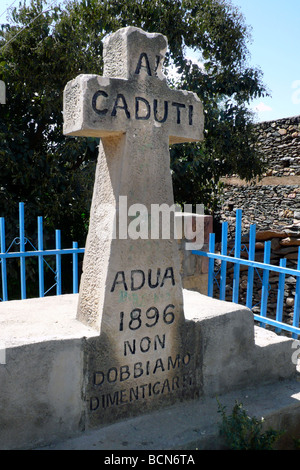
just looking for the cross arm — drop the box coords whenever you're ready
[164,87,204,145]
[63,73,205,145]
[63,74,128,138]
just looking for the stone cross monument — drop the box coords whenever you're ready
[63,27,204,424]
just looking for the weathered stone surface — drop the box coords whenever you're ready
[0,293,298,449]
[38,378,300,450]
[1,26,300,453]
[219,115,300,234]
[255,230,288,241]
[217,180,300,320]
[176,213,213,292]
[63,26,204,425]
[280,237,300,246]
[278,128,287,135]
[286,297,295,307]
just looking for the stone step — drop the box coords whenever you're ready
[1,292,298,450]
[37,378,300,450]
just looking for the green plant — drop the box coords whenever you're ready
[217,399,285,450]
[293,437,300,450]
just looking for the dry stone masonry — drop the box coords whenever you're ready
[217,115,300,326]
[257,116,300,178]
[220,115,300,232]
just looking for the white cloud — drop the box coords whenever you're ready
[186,55,205,72]
[292,80,300,104]
[253,102,273,112]
[164,53,206,84]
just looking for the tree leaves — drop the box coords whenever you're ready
[0,0,268,244]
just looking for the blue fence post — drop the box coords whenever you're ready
[19,202,26,300]
[260,240,271,326]
[207,233,215,298]
[0,217,8,301]
[191,208,300,337]
[55,229,62,295]
[38,216,44,298]
[72,241,79,294]
[232,209,242,304]
[292,247,300,339]
[275,258,287,333]
[220,222,228,301]
[246,224,256,309]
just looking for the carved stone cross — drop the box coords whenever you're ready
[63,27,204,422]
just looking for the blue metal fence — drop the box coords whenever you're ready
[193,209,300,338]
[2,204,300,338]
[0,202,84,301]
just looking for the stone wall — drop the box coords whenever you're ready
[257,115,300,178]
[215,115,300,325]
[220,184,300,238]
[219,115,300,233]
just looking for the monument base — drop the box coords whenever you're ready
[38,378,300,450]
[0,291,298,450]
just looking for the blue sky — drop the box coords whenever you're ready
[0,0,299,123]
[230,0,300,122]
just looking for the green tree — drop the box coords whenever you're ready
[0,0,268,294]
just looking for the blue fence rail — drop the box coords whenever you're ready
[2,204,300,338]
[193,209,300,338]
[0,202,84,301]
